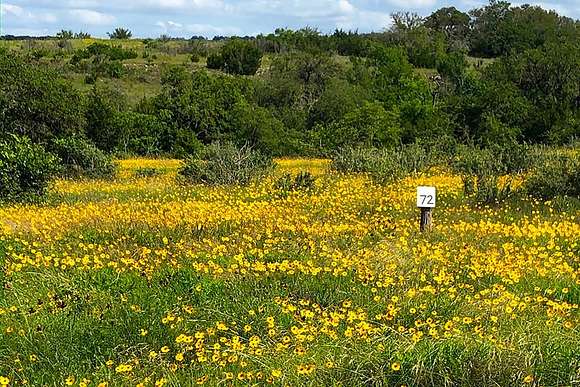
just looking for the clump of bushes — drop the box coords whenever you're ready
[275,171,316,194]
[331,147,378,174]
[206,39,262,75]
[70,43,137,64]
[50,137,116,179]
[331,144,433,183]
[179,142,274,185]
[135,168,162,178]
[525,152,579,199]
[0,135,59,203]
[452,144,532,203]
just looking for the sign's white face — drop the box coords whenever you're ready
[417,186,436,208]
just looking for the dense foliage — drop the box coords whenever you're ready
[0,135,59,202]
[50,137,117,179]
[207,39,263,75]
[0,52,86,143]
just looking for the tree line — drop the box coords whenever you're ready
[0,0,578,162]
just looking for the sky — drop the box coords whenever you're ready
[0,0,578,38]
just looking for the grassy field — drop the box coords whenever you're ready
[0,159,578,386]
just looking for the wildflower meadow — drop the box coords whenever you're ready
[0,159,578,386]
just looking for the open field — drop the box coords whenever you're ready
[0,159,578,386]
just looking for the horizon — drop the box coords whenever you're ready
[1,0,579,39]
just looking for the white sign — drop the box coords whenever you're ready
[417,186,436,208]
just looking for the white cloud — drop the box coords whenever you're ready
[511,2,570,15]
[116,0,226,11]
[1,3,25,17]
[185,23,242,36]
[69,9,116,25]
[156,20,184,31]
[385,0,438,9]
[336,9,392,30]
[338,0,356,14]
[234,0,359,19]
[155,20,240,36]
[1,3,57,23]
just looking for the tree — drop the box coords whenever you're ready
[308,78,369,128]
[391,12,424,33]
[468,1,577,57]
[151,68,266,146]
[424,7,470,49]
[483,43,580,142]
[469,0,512,57]
[108,28,133,40]
[56,30,74,39]
[332,29,369,57]
[0,51,86,143]
[388,13,446,68]
[437,51,469,88]
[85,84,128,151]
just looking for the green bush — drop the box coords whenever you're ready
[50,137,116,179]
[71,43,137,64]
[525,152,579,199]
[370,145,431,184]
[179,142,274,186]
[206,52,225,70]
[135,168,162,178]
[0,135,59,202]
[452,144,532,203]
[331,147,378,174]
[206,40,262,75]
[275,171,316,194]
[331,145,433,184]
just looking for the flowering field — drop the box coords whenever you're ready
[0,159,578,387]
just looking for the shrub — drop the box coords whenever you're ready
[206,40,262,75]
[452,144,532,203]
[331,147,378,174]
[220,39,262,75]
[104,60,124,78]
[370,145,431,184]
[206,52,224,70]
[71,43,137,64]
[275,171,316,194]
[525,152,579,199]
[331,145,433,184]
[179,142,274,186]
[135,168,162,178]
[0,135,59,202]
[50,137,116,179]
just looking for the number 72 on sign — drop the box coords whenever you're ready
[417,186,436,208]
